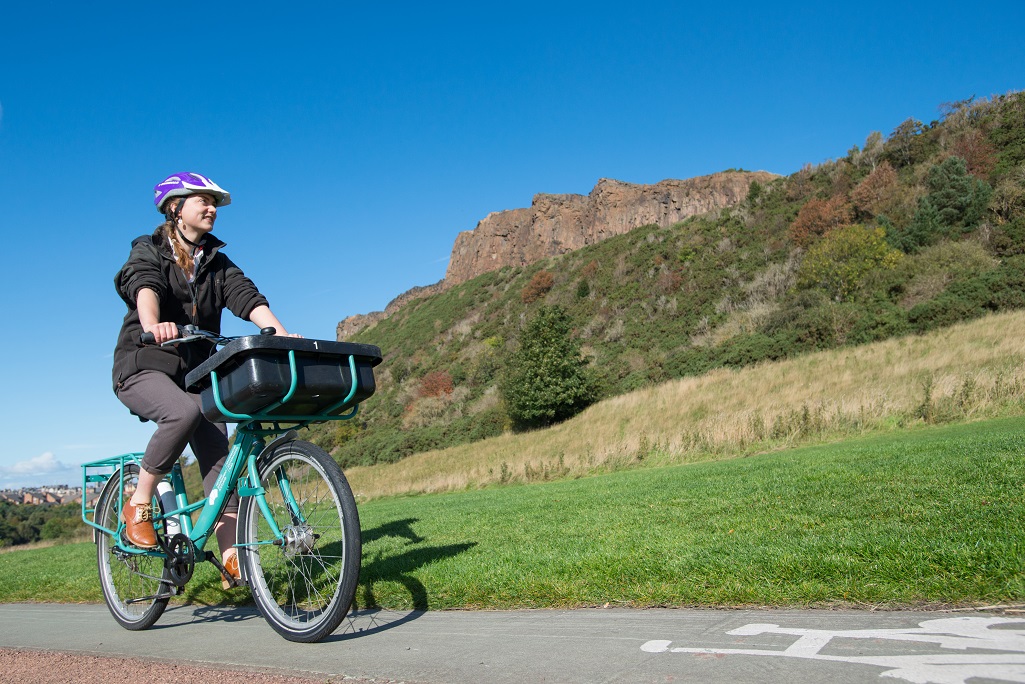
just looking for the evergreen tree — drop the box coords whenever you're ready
[501,305,596,430]
[922,156,992,233]
[894,200,942,253]
[902,156,992,251]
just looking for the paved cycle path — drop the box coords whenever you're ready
[2,603,1024,683]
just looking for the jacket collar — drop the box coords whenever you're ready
[137,230,227,263]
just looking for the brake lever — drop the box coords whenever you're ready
[160,334,204,346]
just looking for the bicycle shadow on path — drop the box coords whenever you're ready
[326,517,476,643]
[160,603,261,626]
[152,517,475,641]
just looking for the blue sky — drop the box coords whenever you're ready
[1,2,1023,489]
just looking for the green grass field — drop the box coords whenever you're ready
[3,416,1024,610]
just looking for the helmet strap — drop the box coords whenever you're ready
[167,197,204,248]
[176,225,204,249]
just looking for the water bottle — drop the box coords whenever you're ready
[156,481,181,538]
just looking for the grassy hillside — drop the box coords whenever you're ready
[3,417,1024,609]
[311,91,1025,468]
[346,308,1025,499]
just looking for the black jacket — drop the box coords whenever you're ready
[112,229,269,392]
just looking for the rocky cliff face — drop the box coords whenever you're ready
[444,171,777,285]
[338,171,777,339]
[336,281,445,340]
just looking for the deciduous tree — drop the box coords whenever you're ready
[851,161,900,218]
[797,225,903,302]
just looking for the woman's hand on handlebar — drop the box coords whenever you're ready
[249,304,303,339]
[142,321,180,345]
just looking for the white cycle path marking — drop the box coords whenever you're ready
[643,616,1025,684]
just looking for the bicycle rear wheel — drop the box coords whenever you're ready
[95,463,171,630]
[238,439,361,643]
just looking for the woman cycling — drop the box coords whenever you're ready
[111,171,298,588]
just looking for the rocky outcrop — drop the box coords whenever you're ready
[444,171,777,285]
[337,171,777,339]
[336,281,445,340]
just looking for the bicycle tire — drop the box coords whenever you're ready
[95,463,171,630]
[238,439,361,643]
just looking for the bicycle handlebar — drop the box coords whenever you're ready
[140,325,276,346]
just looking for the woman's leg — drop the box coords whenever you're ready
[187,402,239,571]
[115,371,204,547]
[215,513,238,561]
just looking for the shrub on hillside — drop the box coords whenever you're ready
[990,174,1025,227]
[717,332,790,367]
[418,370,454,398]
[990,92,1025,179]
[992,217,1025,257]
[908,256,1025,332]
[847,297,910,344]
[522,270,555,303]
[747,179,763,203]
[789,195,854,246]
[851,161,901,219]
[897,240,998,309]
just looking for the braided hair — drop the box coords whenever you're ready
[157,198,198,275]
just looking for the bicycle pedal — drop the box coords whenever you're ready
[221,576,247,590]
[216,553,243,590]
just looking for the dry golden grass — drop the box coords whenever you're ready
[347,310,1025,500]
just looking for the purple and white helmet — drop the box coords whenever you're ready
[153,172,231,214]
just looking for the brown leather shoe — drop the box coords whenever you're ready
[221,553,242,590]
[122,499,158,549]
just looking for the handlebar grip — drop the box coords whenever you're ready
[141,324,185,345]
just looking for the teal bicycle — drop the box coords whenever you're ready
[82,326,382,643]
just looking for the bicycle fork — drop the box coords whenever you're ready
[235,429,306,547]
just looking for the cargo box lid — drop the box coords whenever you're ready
[185,336,383,392]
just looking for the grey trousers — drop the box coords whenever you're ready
[116,370,238,514]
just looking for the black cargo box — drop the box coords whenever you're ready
[184,336,383,422]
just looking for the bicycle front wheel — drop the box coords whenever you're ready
[238,439,361,643]
[95,463,171,630]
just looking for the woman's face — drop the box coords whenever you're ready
[178,194,218,234]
